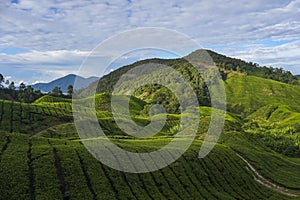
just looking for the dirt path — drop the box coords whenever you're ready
[236,153,300,197]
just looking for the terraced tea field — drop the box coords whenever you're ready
[0,88,300,200]
[0,99,72,135]
[0,131,297,200]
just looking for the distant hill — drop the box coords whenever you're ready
[31,74,98,93]
[80,49,298,113]
[83,49,297,94]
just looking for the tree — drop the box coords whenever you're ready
[26,85,34,94]
[24,86,35,102]
[8,82,15,90]
[0,73,4,88]
[19,82,26,90]
[52,86,62,97]
[35,90,42,96]
[67,85,73,96]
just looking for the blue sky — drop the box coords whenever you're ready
[0,0,300,85]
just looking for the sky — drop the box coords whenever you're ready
[0,0,300,85]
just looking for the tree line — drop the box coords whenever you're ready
[0,73,73,103]
[205,50,299,84]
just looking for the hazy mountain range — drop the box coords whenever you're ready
[31,74,98,93]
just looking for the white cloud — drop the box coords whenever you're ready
[1,0,299,50]
[32,80,41,85]
[0,0,299,82]
[0,50,93,83]
[4,75,12,80]
[0,50,90,65]
[17,80,28,86]
[226,40,300,74]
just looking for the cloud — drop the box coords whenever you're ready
[1,0,299,50]
[0,50,92,83]
[32,80,41,85]
[0,50,90,65]
[17,80,28,86]
[226,40,300,74]
[0,0,300,82]
[4,75,12,80]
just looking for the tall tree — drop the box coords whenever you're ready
[52,86,62,97]
[8,82,15,90]
[19,82,26,90]
[24,85,35,102]
[0,73,4,88]
[67,85,73,96]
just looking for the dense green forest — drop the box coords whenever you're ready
[204,50,298,85]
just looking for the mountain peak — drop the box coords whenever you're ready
[184,49,218,65]
[65,74,77,77]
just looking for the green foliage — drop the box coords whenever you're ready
[0,74,44,102]
[0,86,43,103]
[67,85,73,96]
[204,50,298,84]
[244,105,300,157]
[51,86,63,97]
